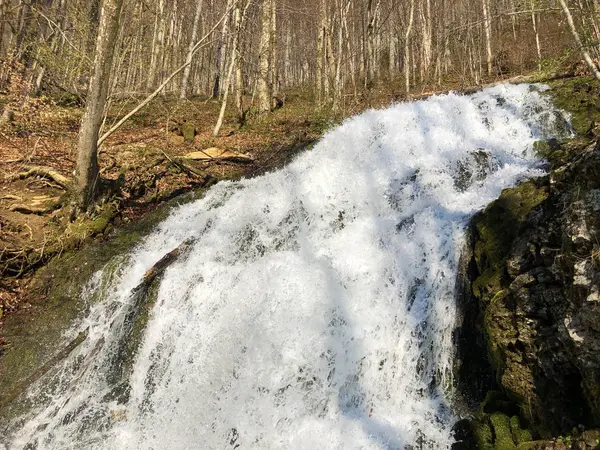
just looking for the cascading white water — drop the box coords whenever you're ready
[6,84,562,450]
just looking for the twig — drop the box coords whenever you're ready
[23,223,33,241]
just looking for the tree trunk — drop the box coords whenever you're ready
[213,0,233,99]
[482,0,493,76]
[257,0,273,113]
[180,0,203,99]
[214,0,243,136]
[147,0,165,91]
[404,0,415,94]
[75,0,123,209]
[530,0,542,71]
[316,0,326,105]
[270,0,278,100]
[558,0,600,82]
[421,0,433,76]
[366,0,376,83]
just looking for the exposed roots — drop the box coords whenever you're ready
[7,166,71,189]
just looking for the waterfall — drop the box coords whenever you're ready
[5,84,561,449]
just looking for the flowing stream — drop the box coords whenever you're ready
[5,84,563,449]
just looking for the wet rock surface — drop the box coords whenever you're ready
[458,136,600,448]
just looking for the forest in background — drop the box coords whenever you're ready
[0,0,598,117]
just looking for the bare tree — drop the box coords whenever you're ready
[74,0,123,209]
[482,0,493,76]
[214,0,247,136]
[405,0,415,94]
[180,0,203,99]
[558,0,600,82]
[257,0,275,113]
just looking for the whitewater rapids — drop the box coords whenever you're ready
[6,84,562,449]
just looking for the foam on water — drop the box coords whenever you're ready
[7,84,562,449]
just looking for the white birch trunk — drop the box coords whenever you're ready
[405,0,415,94]
[482,0,493,76]
[180,0,203,99]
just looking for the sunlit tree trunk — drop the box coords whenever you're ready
[75,0,123,209]
[558,0,600,82]
[316,0,325,105]
[482,0,493,76]
[257,0,274,113]
[147,0,166,90]
[270,0,278,100]
[530,0,542,71]
[421,0,433,77]
[214,2,241,136]
[181,0,203,99]
[405,0,415,94]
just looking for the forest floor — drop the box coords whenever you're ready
[0,83,419,329]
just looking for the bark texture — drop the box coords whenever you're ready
[74,0,123,209]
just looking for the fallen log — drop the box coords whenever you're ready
[134,238,197,294]
[159,149,213,181]
[180,147,254,164]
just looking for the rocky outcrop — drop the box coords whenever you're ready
[458,136,600,448]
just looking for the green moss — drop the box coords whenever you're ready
[474,419,494,449]
[471,180,549,443]
[181,121,196,143]
[510,415,534,444]
[63,202,118,249]
[0,190,207,423]
[472,180,548,304]
[515,443,539,450]
[547,77,600,136]
[532,140,553,159]
[491,413,515,447]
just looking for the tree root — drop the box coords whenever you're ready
[9,204,49,215]
[8,166,71,189]
[0,194,23,201]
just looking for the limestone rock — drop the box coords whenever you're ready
[461,139,600,438]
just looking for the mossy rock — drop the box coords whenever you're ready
[480,391,520,417]
[474,419,494,449]
[491,413,516,448]
[181,121,196,143]
[472,180,548,303]
[515,443,539,450]
[547,77,600,136]
[510,415,533,444]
